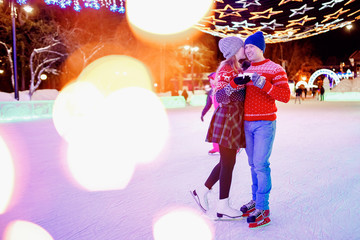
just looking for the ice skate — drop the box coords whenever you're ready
[208,149,219,155]
[247,209,271,229]
[216,198,243,220]
[190,186,210,213]
[240,200,256,217]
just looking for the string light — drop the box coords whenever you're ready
[213,4,246,18]
[197,0,360,42]
[12,0,360,42]
[16,0,125,13]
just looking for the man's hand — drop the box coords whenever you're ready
[251,72,266,89]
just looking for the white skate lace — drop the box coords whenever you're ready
[245,200,256,209]
[250,209,263,218]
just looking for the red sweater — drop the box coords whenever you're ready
[244,59,290,121]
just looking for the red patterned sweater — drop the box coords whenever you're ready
[244,59,290,121]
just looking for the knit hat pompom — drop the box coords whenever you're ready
[245,31,266,53]
[219,36,244,60]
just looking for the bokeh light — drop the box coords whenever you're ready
[76,55,153,95]
[66,87,168,191]
[126,0,213,38]
[100,87,169,164]
[52,81,104,142]
[153,208,214,240]
[67,134,136,191]
[3,220,54,240]
[54,55,169,191]
[0,136,15,214]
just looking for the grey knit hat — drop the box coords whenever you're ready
[219,36,244,60]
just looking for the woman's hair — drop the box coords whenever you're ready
[214,55,242,86]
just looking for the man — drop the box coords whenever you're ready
[240,32,290,228]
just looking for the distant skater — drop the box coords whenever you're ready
[295,88,302,104]
[182,88,189,102]
[320,86,325,101]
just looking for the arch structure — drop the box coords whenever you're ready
[308,69,340,88]
[295,81,308,89]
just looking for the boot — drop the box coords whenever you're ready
[247,209,271,228]
[240,199,256,217]
[216,198,243,219]
[190,186,210,212]
[208,149,219,155]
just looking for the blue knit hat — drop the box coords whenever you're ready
[245,31,266,53]
[219,36,244,60]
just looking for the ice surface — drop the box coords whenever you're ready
[0,99,359,240]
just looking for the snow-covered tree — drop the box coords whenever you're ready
[28,38,66,98]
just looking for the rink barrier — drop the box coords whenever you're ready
[0,100,54,123]
[325,92,360,101]
[0,95,208,123]
[189,95,207,106]
[159,96,186,108]
[2,92,360,122]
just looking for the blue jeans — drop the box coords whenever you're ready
[244,120,276,210]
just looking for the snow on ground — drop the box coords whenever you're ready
[0,99,360,239]
[0,90,59,101]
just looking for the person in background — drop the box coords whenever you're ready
[312,88,317,98]
[320,86,325,101]
[241,31,290,228]
[295,88,302,104]
[191,36,250,219]
[181,88,189,102]
[201,72,220,155]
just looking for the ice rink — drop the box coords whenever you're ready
[0,99,360,240]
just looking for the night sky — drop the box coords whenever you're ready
[310,20,360,63]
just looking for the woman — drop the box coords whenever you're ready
[191,36,251,219]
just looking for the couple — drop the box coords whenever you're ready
[191,32,291,228]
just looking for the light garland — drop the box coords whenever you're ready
[16,0,125,13]
[196,0,360,42]
[289,4,314,18]
[260,19,283,30]
[213,4,246,18]
[249,8,283,20]
[235,0,261,8]
[13,0,360,42]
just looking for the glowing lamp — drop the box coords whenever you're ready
[40,74,47,80]
[23,5,33,12]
